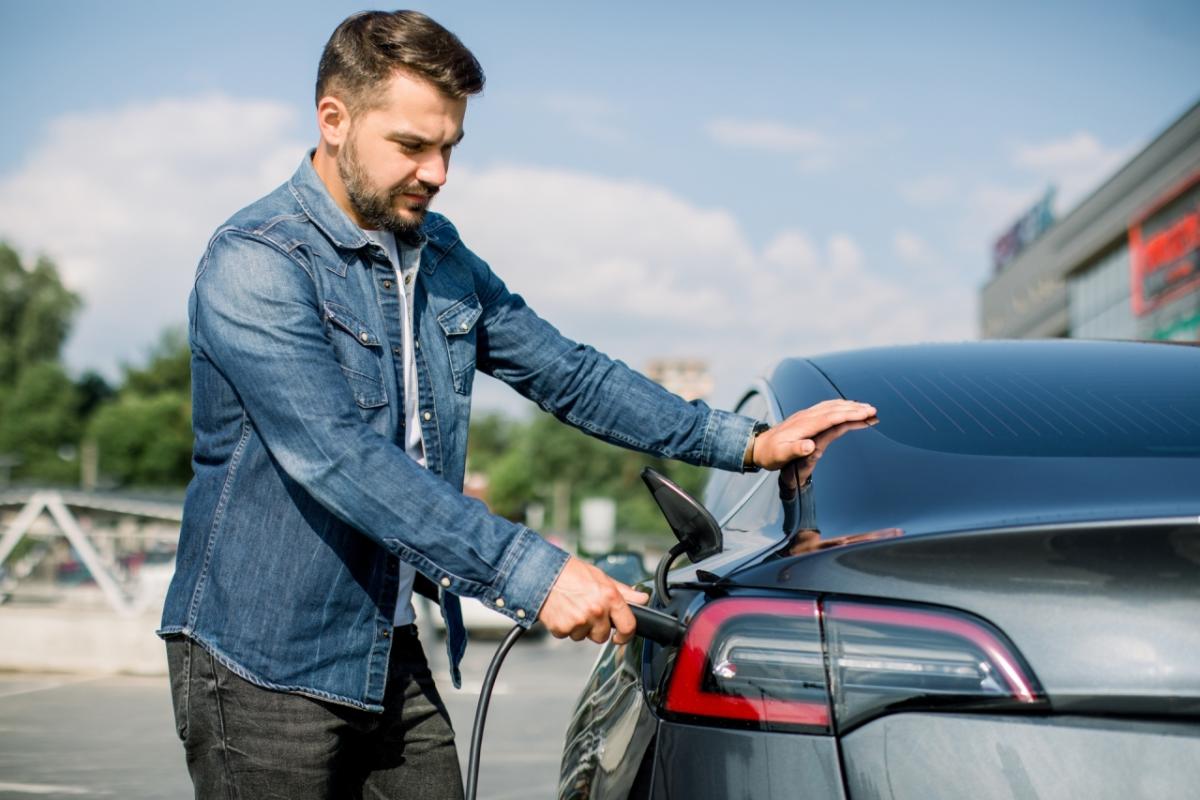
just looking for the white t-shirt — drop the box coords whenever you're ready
[363,229,425,627]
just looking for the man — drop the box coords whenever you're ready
[159,10,875,799]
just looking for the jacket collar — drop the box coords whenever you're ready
[287,150,460,274]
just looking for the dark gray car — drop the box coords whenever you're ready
[558,340,1200,799]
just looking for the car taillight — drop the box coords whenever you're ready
[664,598,831,733]
[823,601,1043,731]
[662,596,1043,734]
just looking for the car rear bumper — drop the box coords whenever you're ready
[841,712,1200,799]
[650,721,844,799]
[644,713,1200,799]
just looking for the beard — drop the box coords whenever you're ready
[337,135,438,240]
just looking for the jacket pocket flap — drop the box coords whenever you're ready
[437,293,483,337]
[323,301,381,347]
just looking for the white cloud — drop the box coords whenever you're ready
[705,118,837,173]
[0,94,308,377]
[439,165,975,409]
[924,132,1133,269]
[1011,131,1134,212]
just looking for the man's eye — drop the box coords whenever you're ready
[399,142,422,153]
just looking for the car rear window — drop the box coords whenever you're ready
[811,342,1200,458]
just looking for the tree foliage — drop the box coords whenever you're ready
[0,242,80,386]
[0,243,84,483]
[86,327,193,488]
[0,244,193,488]
[0,361,83,483]
[469,411,708,537]
[88,391,192,487]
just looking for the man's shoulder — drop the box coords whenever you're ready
[218,182,312,248]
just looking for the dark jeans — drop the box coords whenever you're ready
[166,627,464,800]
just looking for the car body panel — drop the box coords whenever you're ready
[652,722,845,800]
[841,713,1200,799]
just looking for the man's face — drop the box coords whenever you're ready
[336,71,467,236]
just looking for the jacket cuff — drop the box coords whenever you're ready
[483,526,570,627]
[706,409,760,472]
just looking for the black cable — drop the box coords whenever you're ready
[654,541,690,602]
[465,622,526,800]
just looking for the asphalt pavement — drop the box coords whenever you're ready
[0,632,600,800]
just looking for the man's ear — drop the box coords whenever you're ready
[316,96,352,147]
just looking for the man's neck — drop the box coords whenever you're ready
[311,145,366,229]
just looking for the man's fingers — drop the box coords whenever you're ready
[618,584,650,605]
[610,600,638,645]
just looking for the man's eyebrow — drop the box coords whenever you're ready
[385,129,466,146]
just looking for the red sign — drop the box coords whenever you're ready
[1130,171,1200,316]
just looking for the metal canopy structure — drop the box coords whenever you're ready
[0,489,182,617]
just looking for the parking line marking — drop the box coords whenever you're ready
[0,782,107,795]
[0,675,107,700]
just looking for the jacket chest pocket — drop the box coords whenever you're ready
[323,301,388,409]
[437,293,481,395]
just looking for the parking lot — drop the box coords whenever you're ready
[0,633,598,800]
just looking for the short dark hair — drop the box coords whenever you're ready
[316,10,485,112]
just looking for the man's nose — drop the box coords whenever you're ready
[416,151,449,187]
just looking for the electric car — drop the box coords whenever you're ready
[558,340,1200,800]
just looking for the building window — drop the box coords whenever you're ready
[1067,244,1137,340]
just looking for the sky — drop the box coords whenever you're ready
[1,0,1198,414]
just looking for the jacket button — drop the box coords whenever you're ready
[381,628,390,639]
[495,597,505,608]
[460,321,470,331]
[359,332,370,343]
[423,411,432,421]
[440,577,451,587]
[414,340,420,350]
[383,280,393,289]
[516,609,526,619]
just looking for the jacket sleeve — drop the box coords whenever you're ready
[191,229,567,625]
[464,244,757,471]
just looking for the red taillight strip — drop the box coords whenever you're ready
[665,598,830,727]
[823,602,1039,703]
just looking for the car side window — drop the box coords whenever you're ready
[703,391,770,522]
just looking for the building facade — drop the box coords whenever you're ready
[981,100,1200,343]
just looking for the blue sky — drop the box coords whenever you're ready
[2,1,1197,412]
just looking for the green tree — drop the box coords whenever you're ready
[88,392,192,486]
[0,242,80,386]
[122,327,190,396]
[87,327,193,488]
[0,243,83,484]
[0,362,83,484]
[471,410,708,539]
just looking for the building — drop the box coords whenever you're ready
[981,100,1200,342]
[644,358,714,401]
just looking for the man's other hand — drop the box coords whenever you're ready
[753,399,877,471]
[539,556,649,645]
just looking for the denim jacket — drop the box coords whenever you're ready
[158,153,756,711]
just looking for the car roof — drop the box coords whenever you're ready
[765,340,1200,538]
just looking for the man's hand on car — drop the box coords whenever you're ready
[539,556,650,645]
[753,399,877,471]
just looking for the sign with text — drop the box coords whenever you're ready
[992,188,1056,274]
[1130,171,1200,317]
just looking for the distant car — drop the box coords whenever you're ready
[591,551,651,587]
[559,340,1200,800]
